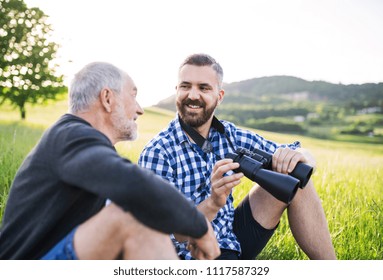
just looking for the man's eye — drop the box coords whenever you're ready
[200,86,210,92]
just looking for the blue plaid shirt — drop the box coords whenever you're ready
[138,115,300,259]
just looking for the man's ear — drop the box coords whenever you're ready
[217,89,225,105]
[100,88,113,113]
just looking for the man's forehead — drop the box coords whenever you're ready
[124,76,137,91]
[178,64,218,82]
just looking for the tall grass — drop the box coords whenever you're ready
[0,121,45,218]
[249,141,383,259]
[0,101,382,259]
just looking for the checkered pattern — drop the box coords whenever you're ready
[138,115,300,259]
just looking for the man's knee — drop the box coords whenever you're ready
[248,185,287,229]
[73,204,141,259]
[290,180,320,205]
[123,226,178,259]
[74,203,176,259]
[95,203,138,232]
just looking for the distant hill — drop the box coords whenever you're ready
[154,75,383,142]
[155,75,383,111]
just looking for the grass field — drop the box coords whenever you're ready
[1,101,382,259]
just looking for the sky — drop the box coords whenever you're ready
[24,0,383,107]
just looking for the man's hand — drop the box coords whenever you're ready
[209,159,244,210]
[174,159,243,243]
[194,159,243,222]
[272,147,316,174]
[187,218,221,260]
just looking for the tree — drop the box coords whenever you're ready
[0,0,65,119]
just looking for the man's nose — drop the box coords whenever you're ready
[136,101,144,115]
[188,87,200,100]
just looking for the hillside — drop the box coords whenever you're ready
[154,76,383,143]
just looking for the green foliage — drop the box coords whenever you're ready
[216,104,309,123]
[339,124,374,135]
[0,121,45,218]
[0,0,65,119]
[244,117,306,133]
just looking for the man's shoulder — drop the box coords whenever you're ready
[220,119,248,136]
[48,114,110,145]
[220,119,238,130]
[53,114,91,131]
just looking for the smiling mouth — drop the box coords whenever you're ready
[187,104,202,109]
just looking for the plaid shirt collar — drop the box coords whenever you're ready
[174,114,225,151]
[174,114,191,146]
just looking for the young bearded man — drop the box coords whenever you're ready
[139,54,336,260]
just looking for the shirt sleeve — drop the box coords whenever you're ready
[54,125,207,239]
[138,145,178,187]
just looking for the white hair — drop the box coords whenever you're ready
[68,62,128,113]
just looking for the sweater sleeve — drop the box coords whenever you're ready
[54,123,207,239]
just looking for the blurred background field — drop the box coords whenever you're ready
[1,100,382,259]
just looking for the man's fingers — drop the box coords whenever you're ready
[189,218,221,260]
[287,153,302,173]
[214,158,234,169]
[212,162,240,180]
[190,244,220,260]
[273,147,288,173]
[213,159,239,171]
[216,177,243,190]
[273,147,306,174]
[213,172,243,190]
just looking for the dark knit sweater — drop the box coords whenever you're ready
[0,114,207,259]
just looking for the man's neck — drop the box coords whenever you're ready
[194,119,213,139]
[74,110,116,145]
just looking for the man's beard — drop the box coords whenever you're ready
[176,98,217,128]
[111,105,137,141]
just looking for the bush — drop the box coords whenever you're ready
[340,125,374,135]
[245,118,306,133]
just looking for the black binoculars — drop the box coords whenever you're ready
[226,148,313,204]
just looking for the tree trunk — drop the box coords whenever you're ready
[20,106,26,120]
